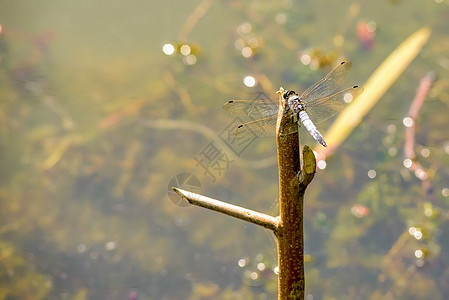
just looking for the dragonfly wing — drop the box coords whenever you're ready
[223,99,279,120]
[301,61,352,104]
[233,115,278,137]
[232,115,299,137]
[305,85,364,124]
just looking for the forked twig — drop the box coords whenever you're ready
[172,88,316,299]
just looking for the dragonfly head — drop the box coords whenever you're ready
[283,90,297,100]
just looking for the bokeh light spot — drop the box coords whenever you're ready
[343,92,354,103]
[241,47,253,58]
[415,169,428,181]
[403,117,414,127]
[388,147,397,157]
[351,204,370,218]
[183,54,197,65]
[162,43,175,55]
[403,158,412,168]
[367,21,377,32]
[248,37,260,48]
[317,160,327,170]
[105,241,117,251]
[180,44,191,56]
[416,259,424,267]
[238,22,252,35]
[444,141,449,154]
[387,124,397,134]
[77,244,86,253]
[413,230,423,240]
[243,75,256,87]
[238,258,247,267]
[408,226,417,235]
[250,272,258,280]
[420,148,430,158]
[442,188,449,197]
[300,54,311,65]
[234,38,244,50]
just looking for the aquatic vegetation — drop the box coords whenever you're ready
[1,1,448,299]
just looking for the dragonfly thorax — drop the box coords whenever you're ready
[284,90,306,114]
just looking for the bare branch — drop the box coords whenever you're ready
[276,88,306,300]
[172,188,280,233]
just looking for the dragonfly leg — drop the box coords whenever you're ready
[292,112,299,124]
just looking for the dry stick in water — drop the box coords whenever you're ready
[404,72,436,202]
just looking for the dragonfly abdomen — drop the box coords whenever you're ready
[298,111,327,147]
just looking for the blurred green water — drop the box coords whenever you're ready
[0,0,449,299]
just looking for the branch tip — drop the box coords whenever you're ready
[172,187,194,205]
[171,188,279,233]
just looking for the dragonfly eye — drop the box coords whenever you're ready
[283,90,296,99]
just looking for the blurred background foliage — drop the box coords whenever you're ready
[0,0,449,299]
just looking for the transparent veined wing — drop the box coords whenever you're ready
[305,85,364,124]
[223,99,279,120]
[301,61,352,105]
[232,115,278,137]
[232,115,299,137]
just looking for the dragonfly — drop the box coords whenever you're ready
[223,61,364,147]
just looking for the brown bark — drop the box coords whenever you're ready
[276,88,316,299]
